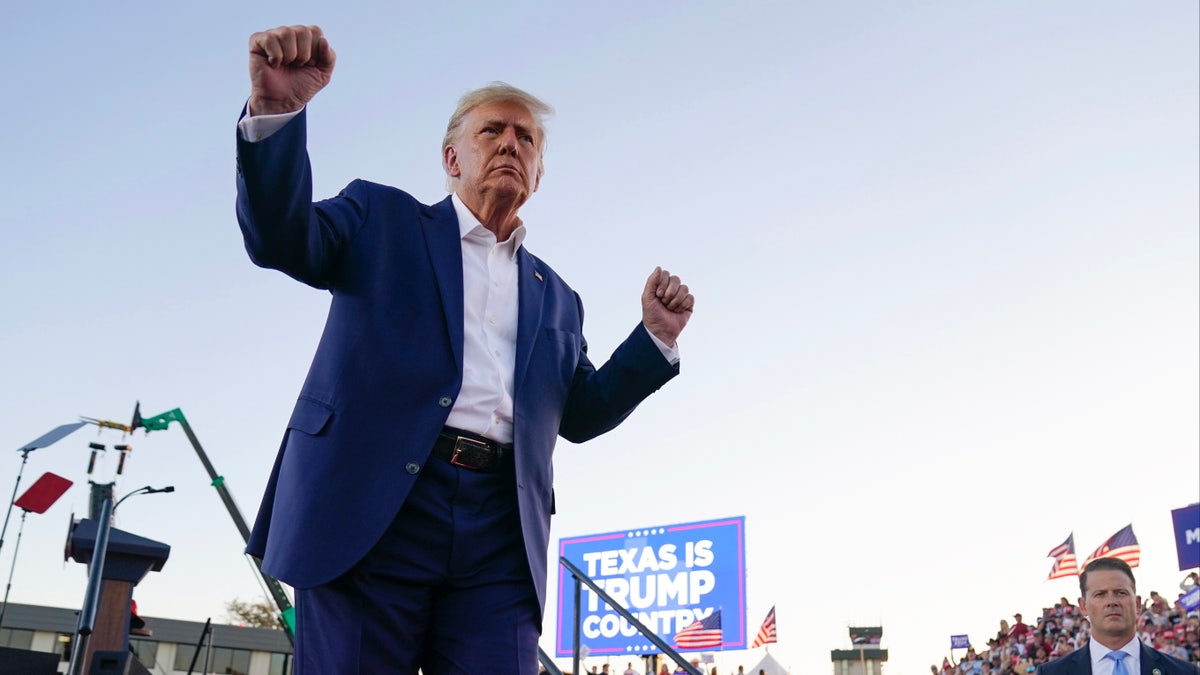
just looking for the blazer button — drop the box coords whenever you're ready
[438,396,453,408]
[405,462,420,475]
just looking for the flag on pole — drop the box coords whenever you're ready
[1046,533,1079,580]
[675,611,723,650]
[751,606,777,648]
[1085,524,1140,568]
[950,635,971,650]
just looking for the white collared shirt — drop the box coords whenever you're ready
[239,105,682,445]
[238,108,295,141]
[444,193,522,444]
[1088,635,1141,675]
[444,195,680,443]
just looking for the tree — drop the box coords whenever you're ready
[224,597,280,629]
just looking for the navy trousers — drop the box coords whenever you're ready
[293,451,541,674]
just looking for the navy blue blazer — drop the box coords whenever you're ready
[235,109,679,614]
[1037,642,1197,675]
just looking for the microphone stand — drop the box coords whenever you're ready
[0,448,35,563]
[186,618,213,675]
[0,505,31,629]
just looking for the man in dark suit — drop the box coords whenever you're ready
[236,24,695,674]
[1037,558,1197,675]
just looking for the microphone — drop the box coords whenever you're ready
[112,485,176,513]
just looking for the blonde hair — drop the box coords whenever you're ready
[442,82,554,191]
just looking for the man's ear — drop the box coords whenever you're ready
[443,145,460,178]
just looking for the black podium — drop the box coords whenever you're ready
[68,520,169,675]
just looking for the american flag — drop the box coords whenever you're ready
[1046,533,1079,580]
[751,606,777,648]
[1085,524,1140,568]
[675,610,723,650]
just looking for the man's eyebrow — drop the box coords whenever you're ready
[478,117,535,136]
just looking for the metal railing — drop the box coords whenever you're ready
[538,646,565,675]
[67,498,113,675]
[556,556,703,675]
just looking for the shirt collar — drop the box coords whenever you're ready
[1088,635,1140,665]
[451,192,526,259]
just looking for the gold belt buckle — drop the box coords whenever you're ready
[451,436,493,471]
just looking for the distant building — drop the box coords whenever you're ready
[830,626,888,675]
[0,602,292,675]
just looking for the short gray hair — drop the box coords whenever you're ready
[442,82,554,192]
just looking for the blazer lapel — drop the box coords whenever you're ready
[1138,642,1164,675]
[514,248,546,395]
[422,196,464,374]
[1081,646,1096,675]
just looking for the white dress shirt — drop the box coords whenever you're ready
[1088,636,1141,675]
[444,194,522,443]
[239,105,681,445]
[444,195,680,443]
[238,108,294,141]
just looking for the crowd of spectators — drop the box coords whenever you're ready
[933,573,1200,675]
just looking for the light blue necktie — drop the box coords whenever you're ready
[1106,651,1130,675]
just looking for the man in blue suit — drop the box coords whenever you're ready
[236,25,694,674]
[1037,559,1197,675]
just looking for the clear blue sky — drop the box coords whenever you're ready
[1,2,1197,674]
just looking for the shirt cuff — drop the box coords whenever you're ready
[644,325,680,365]
[238,106,302,142]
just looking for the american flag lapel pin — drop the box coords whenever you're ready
[534,270,543,282]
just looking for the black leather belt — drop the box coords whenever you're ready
[431,427,512,473]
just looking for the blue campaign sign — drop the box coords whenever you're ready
[1172,503,1200,571]
[555,516,746,658]
[1180,587,1200,612]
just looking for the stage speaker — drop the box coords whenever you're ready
[0,646,59,675]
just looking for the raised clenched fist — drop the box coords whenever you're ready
[248,25,336,116]
[641,266,694,348]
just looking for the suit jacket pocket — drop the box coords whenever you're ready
[287,397,335,436]
[540,328,581,380]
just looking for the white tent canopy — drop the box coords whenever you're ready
[745,651,789,675]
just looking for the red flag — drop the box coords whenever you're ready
[751,606,777,648]
[1046,533,1079,580]
[1084,524,1140,568]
